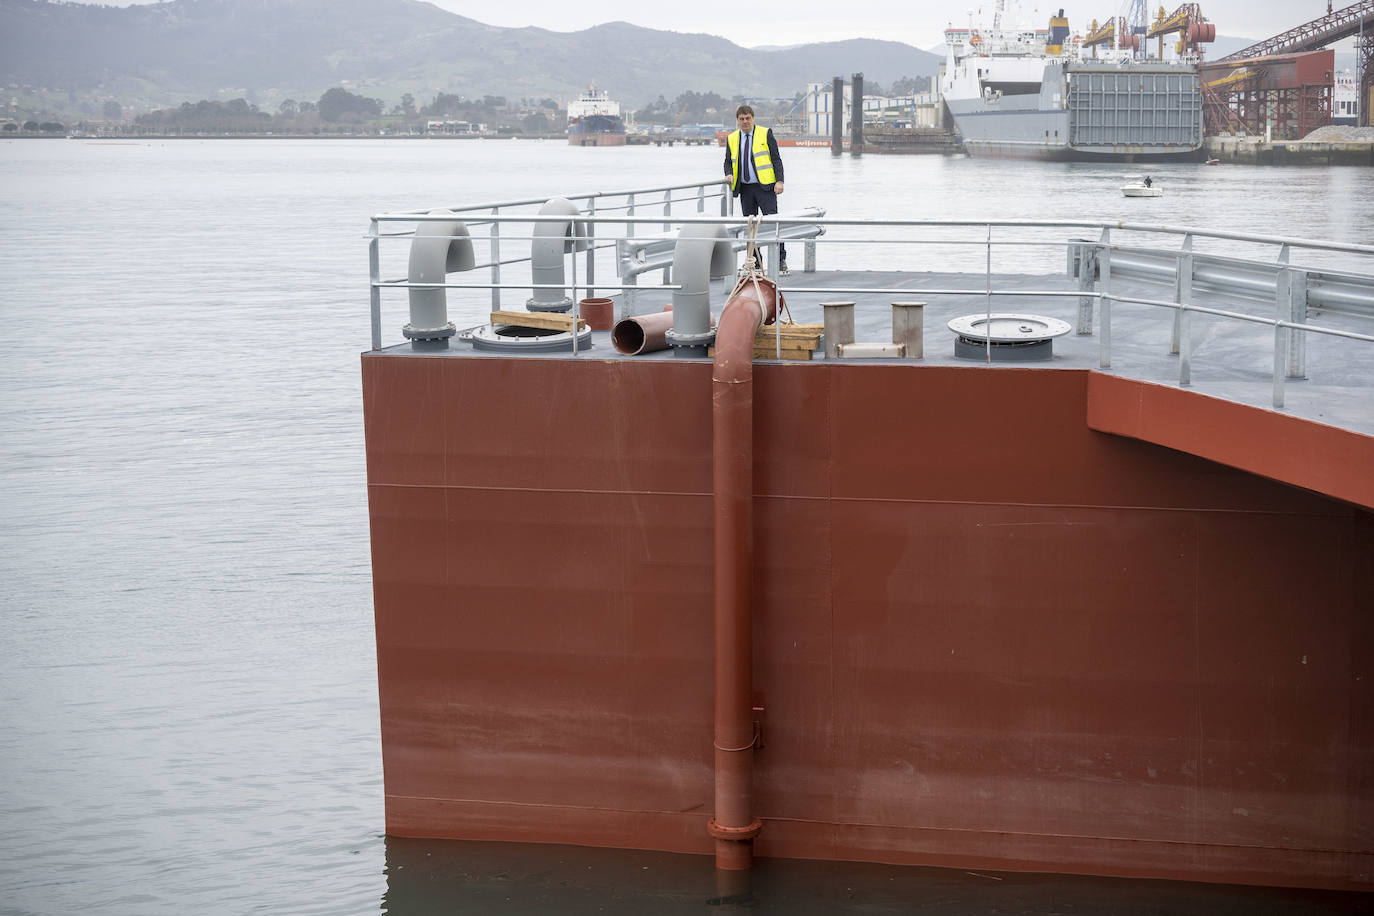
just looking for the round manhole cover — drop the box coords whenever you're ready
[947,313,1072,343]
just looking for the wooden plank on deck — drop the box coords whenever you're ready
[490,310,587,332]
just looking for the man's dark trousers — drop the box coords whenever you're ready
[738,182,785,267]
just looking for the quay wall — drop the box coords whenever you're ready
[363,354,1373,890]
[1205,136,1374,166]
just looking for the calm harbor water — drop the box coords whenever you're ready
[1,139,1371,915]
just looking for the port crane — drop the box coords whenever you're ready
[1085,1,1214,57]
[1146,3,1216,57]
[1126,0,1150,56]
[1083,15,1134,52]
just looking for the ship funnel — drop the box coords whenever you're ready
[404,209,475,349]
[528,197,590,313]
[1048,9,1070,51]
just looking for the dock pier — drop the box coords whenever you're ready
[1205,132,1374,166]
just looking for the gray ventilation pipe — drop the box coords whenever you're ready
[665,223,734,353]
[405,209,475,348]
[528,197,590,313]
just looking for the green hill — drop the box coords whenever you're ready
[0,0,941,117]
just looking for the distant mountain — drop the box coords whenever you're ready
[0,0,941,114]
[1206,35,1267,59]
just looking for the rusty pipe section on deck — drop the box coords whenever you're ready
[708,277,778,872]
[611,305,680,355]
[611,311,674,354]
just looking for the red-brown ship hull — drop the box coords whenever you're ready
[363,355,1374,891]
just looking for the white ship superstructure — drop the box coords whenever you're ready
[1334,69,1359,126]
[567,88,621,122]
[567,88,626,147]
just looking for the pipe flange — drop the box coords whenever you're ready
[402,322,456,340]
[527,297,573,313]
[707,818,763,841]
[665,327,716,348]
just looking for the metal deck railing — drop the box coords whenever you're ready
[368,178,1374,411]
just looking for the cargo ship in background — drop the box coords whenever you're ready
[710,3,1211,159]
[567,88,626,146]
[941,5,1208,161]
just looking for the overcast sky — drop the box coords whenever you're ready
[85,0,1336,49]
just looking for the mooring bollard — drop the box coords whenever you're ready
[891,301,925,359]
[821,301,855,359]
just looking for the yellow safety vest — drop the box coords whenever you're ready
[728,127,776,190]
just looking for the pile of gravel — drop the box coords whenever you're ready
[1300,125,1374,142]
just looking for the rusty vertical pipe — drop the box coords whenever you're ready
[708,278,778,872]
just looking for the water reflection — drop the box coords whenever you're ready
[381,836,1370,915]
[382,837,716,914]
[4,140,1373,915]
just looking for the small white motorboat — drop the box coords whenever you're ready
[1121,179,1163,197]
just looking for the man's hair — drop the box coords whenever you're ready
[735,105,755,119]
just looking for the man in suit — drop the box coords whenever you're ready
[724,104,787,274]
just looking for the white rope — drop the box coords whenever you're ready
[730,215,792,325]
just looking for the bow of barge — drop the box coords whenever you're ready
[362,191,1374,891]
